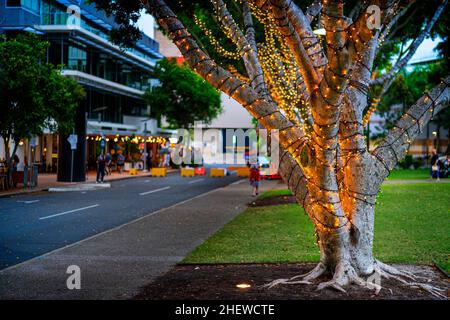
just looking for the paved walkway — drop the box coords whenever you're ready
[0,179,281,299]
[0,170,175,197]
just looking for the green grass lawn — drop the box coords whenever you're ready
[258,189,293,199]
[184,183,450,272]
[387,168,430,180]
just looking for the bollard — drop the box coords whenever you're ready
[152,167,167,177]
[210,168,226,177]
[237,167,250,177]
[181,168,195,177]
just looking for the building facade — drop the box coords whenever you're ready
[155,29,256,163]
[0,0,164,181]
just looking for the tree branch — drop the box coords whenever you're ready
[268,0,319,94]
[240,0,274,102]
[212,0,273,102]
[284,0,328,75]
[311,0,350,127]
[373,76,450,173]
[377,3,412,54]
[370,0,448,86]
[348,0,365,21]
[144,0,309,161]
[305,0,322,21]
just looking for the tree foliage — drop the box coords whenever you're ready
[144,58,221,128]
[0,34,85,165]
[374,61,450,141]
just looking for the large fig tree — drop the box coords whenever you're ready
[90,0,450,296]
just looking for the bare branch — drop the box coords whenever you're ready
[371,0,448,86]
[373,76,450,173]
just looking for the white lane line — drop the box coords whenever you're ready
[188,179,204,184]
[39,204,100,221]
[139,186,171,196]
[0,182,235,274]
[17,200,40,204]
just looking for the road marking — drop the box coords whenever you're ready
[0,180,239,273]
[139,186,170,196]
[17,200,40,204]
[145,180,150,183]
[39,204,100,221]
[188,179,204,184]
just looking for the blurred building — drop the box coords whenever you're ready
[155,29,255,163]
[0,0,164,181]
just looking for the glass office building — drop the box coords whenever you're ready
[1,0,163,181]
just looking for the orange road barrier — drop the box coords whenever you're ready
[181,168,195,177]
[152,168,167,177]
[237,167,250,177]
[210,168,226,177]
[129,168,138,175]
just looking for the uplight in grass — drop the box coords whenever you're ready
[236,283,251,289]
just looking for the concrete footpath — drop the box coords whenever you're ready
[0,179,282,299]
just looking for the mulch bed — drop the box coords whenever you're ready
[248,195,296,207]
[135,263,449,300]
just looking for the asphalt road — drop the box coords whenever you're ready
[0,172,240,270]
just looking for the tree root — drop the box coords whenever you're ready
[262,260,447,299]
[260,262,326,289]
[374,260,446,299]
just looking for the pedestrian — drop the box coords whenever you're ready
[117,153,125,174]
[430,149,440,181]
[12,155,20,173]
[249,163,261,196]
[443,154,450,178]
[105,152,112,175]
[96,153,106,183]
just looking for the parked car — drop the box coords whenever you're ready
[258,156,282,180]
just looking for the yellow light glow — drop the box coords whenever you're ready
[236,283,251,289]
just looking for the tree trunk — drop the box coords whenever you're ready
[3,135,20,188]
[146,0,450,296]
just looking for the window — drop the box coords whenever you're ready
[42,0,69,25]
[21,0,40,13]
[6,0,40,12]
[68,46,87,72]
[6,0,21,7]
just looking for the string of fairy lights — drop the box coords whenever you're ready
[147,0,429,234]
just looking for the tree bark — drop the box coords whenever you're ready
[146,0,450,294]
